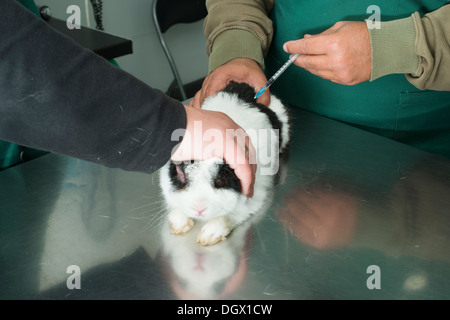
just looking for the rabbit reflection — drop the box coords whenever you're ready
[156,210,261,299]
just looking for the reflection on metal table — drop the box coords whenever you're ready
[1,107,450,300]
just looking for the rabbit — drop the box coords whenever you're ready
[159,82,290,246]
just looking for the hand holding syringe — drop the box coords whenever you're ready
[254,53,299,99]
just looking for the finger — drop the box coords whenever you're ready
[247,141,257,198]
[229,132,256,197]
[199,76,210,105]
[247,137,257,197]
[241,133,257,198]
[190,89,202,108]
[255,89,271,106]
[294,54,331,72]
[293,54,342,82]
[231,161,254,197]
[203,74,230,100]
[283,35,329,55]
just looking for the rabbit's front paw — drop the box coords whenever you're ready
[168,210,194,235]
[197,217,231,246]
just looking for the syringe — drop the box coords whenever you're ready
[254,53,299,99]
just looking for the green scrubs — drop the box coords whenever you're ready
[264,1,450,299]
[265,0,450,159]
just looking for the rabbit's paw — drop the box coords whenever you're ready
[197,217,231,246]
[168,210,194,235]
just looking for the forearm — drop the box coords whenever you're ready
[204,0,274,72]
[0,0,186,173]
[369,4,450,90]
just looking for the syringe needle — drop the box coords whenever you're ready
[254,53,299,99]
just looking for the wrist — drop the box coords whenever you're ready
[367,15,419,81]
[209,29,265,72]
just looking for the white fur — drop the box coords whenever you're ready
[159,86,290,246]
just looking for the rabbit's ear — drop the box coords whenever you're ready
[176,164,186,184]
[168,161,189,190]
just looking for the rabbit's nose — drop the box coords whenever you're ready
[193,199,207,216]
[196,207,207,216]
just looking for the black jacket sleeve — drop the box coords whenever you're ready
[0,0,187,173]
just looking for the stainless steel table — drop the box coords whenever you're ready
[1,107,450,300]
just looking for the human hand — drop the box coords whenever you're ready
[276,187,358,249]
[171,105,257,197]
[283,21,371,85]
[190,58,270,108]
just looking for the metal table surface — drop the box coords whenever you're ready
[1,107,450,300]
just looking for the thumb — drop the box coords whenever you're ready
[283,34,327,55]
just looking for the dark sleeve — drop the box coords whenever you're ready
[0,0,187,174]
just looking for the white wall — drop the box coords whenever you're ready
[34,0,209,94]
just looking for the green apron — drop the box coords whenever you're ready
[266,1,450,299]
[266,0,450,159]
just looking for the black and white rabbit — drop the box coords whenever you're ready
[159,82,290,246]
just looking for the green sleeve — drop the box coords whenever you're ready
[368,16,418,81]
[204,0,274,72]
[369,5,450,91]
[208,29,266,72]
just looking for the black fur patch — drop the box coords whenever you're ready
[221,82,285,147]
[213,163,242,193]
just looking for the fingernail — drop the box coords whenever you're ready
[304,34,312,38]
[283,43,288,52]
